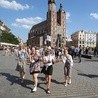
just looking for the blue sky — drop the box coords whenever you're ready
[0,0,98,42]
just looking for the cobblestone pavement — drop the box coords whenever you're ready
[0,51,98,98]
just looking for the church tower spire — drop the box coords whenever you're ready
[48,0,56,4]
[48,0,56,12]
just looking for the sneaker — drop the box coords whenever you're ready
[68,79,71,84]
[23,72,25,79]
[32,86,37,92]
[64,83,68,87]
[46,89,51,94]
[23,74,25,79]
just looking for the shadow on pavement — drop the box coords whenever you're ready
[78,73,98,78]
[38,76,64,85]
[85,59,98,62]
[73,61,80,63]
[0,72,32,91]
[0,72,65,93]
[38,76,64,93]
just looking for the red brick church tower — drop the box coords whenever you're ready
[46,0,57,46]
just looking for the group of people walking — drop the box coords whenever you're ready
[16,44,73,94]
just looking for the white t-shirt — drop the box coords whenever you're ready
[43,54,55,66]
[62,54,73,66]
[18,49,26,59]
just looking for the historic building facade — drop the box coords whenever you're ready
[96,33,98,49]
[71,30,96,48]
[27,0,66,47]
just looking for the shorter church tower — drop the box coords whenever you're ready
[56,3,66,47]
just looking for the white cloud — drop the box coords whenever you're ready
[0,0,29,10]
[66,12,70,20]
[90,13,98,20]
[12,23,18,27]
[12,17,43,29]
[66,12,71,23]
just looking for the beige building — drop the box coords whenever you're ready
[27,0,66,47]
[71,30,96,48]
[0,20,10,32]
[96,33,98,49]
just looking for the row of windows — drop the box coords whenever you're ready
[79,34,96,37]
[79,37,96,41]
[79,41,84,44]
[79,40,96,44]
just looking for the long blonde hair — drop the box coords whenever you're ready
[19,44,25,50]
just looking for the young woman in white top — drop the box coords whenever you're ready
[43,47,55,94]
[62,47,73,86]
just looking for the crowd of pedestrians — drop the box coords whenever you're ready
[0,43,98,94]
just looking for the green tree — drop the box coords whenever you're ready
[0,30,19,44]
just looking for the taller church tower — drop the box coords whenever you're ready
[47,0,57,46]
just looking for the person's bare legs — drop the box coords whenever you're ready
[68,76,71,84]
[32,73,39,92]
[64,76,68,86]
[46,75,52,94]
[45,75,48,84]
